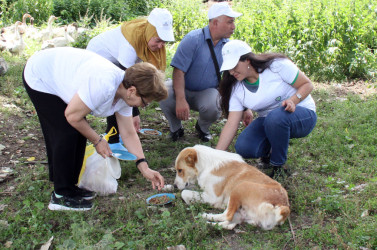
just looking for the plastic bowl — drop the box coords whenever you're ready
[146,193,175,206]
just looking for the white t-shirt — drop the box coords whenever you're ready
[229,59,316,117]
[24,47,132,117]
[86,26,142,68]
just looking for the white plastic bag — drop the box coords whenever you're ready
[78,151,121,196]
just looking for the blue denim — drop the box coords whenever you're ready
[235,106,317,166]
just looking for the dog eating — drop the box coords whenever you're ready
[174,145,290,230]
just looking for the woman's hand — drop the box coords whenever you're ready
[137,162,165,190]
[242,109,254,126]
[282,99,296,112]
[95,139,112,158]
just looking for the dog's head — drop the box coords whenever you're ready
[174,147,199,189]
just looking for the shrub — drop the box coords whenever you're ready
[52,0,160,26]
[0,0,53,26]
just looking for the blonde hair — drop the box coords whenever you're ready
[122,62,168,102]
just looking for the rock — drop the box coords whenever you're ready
[0,144,5,153]
[0,57,8,75]
[167,245,186,250]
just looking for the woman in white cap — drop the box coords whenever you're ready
[216,40,317,178]
[87,8,174,151]
[23,47,168,211]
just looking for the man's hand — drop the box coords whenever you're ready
[176,98,190,120]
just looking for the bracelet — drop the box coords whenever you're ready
[94,135,103,147]
[135,158,148,167]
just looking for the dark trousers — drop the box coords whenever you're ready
[23,72,86,196]
[105,62,140,143]
[106,107,139,143]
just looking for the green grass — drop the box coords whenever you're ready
[1,57,376,248]
[1,0,377,247]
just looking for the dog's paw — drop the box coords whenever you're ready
[201,212,220,221]
[201,212,210,219]
[181,190,194,204]
[162,184,174,192]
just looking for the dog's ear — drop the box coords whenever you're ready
[279,206,290,223]
[184,149,198,168]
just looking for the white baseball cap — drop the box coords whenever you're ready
[208,2,242,19]
[220,40,252,71]
[147,8,175,42]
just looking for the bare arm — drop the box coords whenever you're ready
[173,67,190,121]
[116,113,165,190]
[282,71,314,112]
[65,93,111,157]
[216,111,243,151]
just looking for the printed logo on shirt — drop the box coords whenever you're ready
[275,96,282,102]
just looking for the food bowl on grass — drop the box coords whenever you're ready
[139,128,162,136]
[146,193,175,206]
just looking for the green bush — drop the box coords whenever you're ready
[0,0,53,26]
[0,0,161,26]
[232,0,377,81]
[52,0,161,26]
[1,0,376,82]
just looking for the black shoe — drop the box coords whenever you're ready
[48,192,93,211]
[257,156,270,169]
[170,127,184,142]
[75,186,96,200]
[195,121,212,142]
[271,165,291,179]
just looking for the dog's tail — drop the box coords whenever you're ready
[258,202,290,230]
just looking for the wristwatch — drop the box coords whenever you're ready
[296,93,302,101]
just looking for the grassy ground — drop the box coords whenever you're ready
[1,48,377,249]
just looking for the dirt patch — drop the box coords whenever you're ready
[0,106,46,169]
[313,80,376,100]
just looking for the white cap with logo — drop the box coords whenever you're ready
[148,8,175,42]
[220,40,252,71]
[208,2,242,19]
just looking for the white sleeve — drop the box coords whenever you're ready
[77,76,114,112]
[228,84,245,112]
[272,59,299,85]
[115,100,132,117]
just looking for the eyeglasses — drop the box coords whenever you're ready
[140,96,149,107]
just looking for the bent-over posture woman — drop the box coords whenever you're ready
[23,47,168,211]
[216,40,317,178]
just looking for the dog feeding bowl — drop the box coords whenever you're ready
[111,150,137,161]
[139,128,162,136]
[146,193,175,206]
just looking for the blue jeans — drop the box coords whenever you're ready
[235,106,317,166]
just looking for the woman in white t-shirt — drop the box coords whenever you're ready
[23,47,168,211]
[216,40,317,178]
[86,8,174,150]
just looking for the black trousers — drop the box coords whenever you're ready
[106,107,139,143]
[23,71,86,196]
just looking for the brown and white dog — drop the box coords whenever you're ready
[174,145,290,230]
